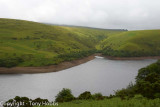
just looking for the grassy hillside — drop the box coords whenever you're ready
[1,18,159,67]
[98,30,160,57]
[0,18,123,67]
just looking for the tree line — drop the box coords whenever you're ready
[0,49,97,67]
[102,46,160,57]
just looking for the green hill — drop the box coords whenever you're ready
[0,18,123,67]
[98,30,160,57]
[1,18,159,67]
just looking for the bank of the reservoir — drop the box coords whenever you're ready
[104,56,160,60]
[0,53,101,74]
[0,54,160,74]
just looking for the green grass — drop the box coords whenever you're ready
[0,18,123,67]
[39,97,160,107]
[98,30,160,56]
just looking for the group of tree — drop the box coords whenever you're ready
[0,49,97,67]
[115,60,160,99]
[55,88,105,103]
[3,96,49,107]
[0,57,24,68]
[102,46,160,57]
[56,49,97,62]
[4,89,105,107]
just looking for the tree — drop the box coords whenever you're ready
[136,73,160,98]
[55,88,74,102]
[92,93,104,100]
[3,96,32,107]
[78,91,93,100]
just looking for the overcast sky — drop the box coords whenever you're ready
[0,0,160,30]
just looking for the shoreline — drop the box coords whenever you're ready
[0,54,160,74]
[0,53,101,74]
[104,56,160,60]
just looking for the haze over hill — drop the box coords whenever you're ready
[43,23,128,31]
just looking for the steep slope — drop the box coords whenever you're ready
[98,30,160,57]
[0,18,123,67]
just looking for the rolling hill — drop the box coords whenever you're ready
[98,30,160,57]
[1,18,160,67]
[0,18,123,67]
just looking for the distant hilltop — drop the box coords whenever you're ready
[43,23,128,31]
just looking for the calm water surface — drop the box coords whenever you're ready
[0,57,157,101]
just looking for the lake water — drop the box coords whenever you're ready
[0,57,157,101]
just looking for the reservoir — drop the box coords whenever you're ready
[0,57,157,101]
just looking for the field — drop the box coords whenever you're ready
[39,97,160,107]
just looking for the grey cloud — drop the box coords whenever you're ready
[0,0,160,30]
